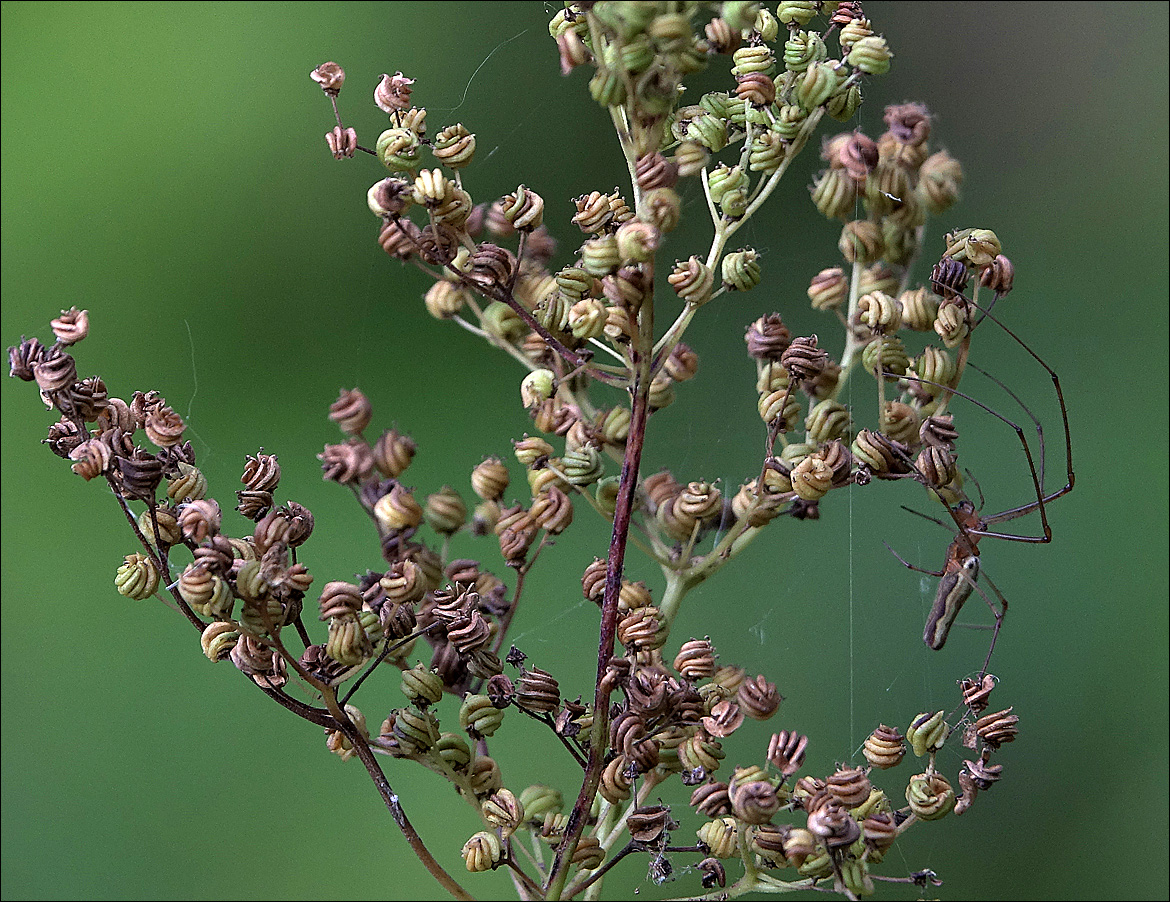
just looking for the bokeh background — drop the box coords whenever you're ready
[3,3,1167,899]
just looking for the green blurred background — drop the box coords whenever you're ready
[3,3,1167,899]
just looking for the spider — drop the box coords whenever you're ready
[883,280,1075,678]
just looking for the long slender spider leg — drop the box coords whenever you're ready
[898,504,954,532]
[882,540,946,578]
[964,359,1046,488]
[899,370,1052,542]
[962,295,1075,512]
[968,569,1007,681]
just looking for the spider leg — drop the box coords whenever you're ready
[967,569,1008,682]
[882,540,946,578]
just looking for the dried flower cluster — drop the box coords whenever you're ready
[10,3,1072,899]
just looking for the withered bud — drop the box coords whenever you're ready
[374,71,414,113]
[980,253,1015,296]
[837,131,879,182]
[325,126,358,159]
[930,256,970,301]
[329,387,372,436]
[373,428,417,479]
[51,308,89,345]
[242,451,281,492]
[781,335,829,381]
[767,730,808,777]
[465,243,517,294]
[883,102,932,146]
[699,858,726,889]
[920,413,959,452]
[738,674,782,720]
[745,313,792,361]
[635,152,679,191]
[116,451,164,501]
[960,673,997,714]
[9,336,46,381]
[310,61,345,95]
[32,347,77,394]
[515,667,560,714]
[626,805,677,844]
[318,438,375,485]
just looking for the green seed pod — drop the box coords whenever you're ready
[783,30,827,72]
[840,857,875,897]
[838,220,883,264]
[460,693,505,738]
[862,335,910,379]
[519,784,563,825]
[434,732,472,772]
[327,614,373,666]
[827,81,863,121]
[732,43,776,77]
[235,559,267,602]
[805,399,851,443]
[752,6,779,41]
[907,710,948,757]
[857,290,903,333]
[811,168,857,220]
[718,186,750,219]
[848,35,893,76]
[595,476,620,518]
[480,301,526,344]
[401,663,445,707]
[797,847,834,879]
[933,300,970,348]
[706,164,748,204]
[589,68,626,107]
[899,287,940,331]
[568,297,607,341]
[721,249,762,291]
[777,0,818,27]
[680,111,728,152]
[580,234,621,277]
[773,104,808,140]
[375,127,421,172]
[696,817,738,860]
[393,706,440,753]
[431,123,476,169]
[906,772,955,820]
[561,444,604,486]
[790,455,833,501]
[748,129,787,173]
[167,462,207,503]
[115,552,160,600]
[794,61,839,111]
[912,345,957,393]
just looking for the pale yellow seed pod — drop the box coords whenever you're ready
[899,287,940,331]
[696,817,739,859]
[200,621,240,662]
[424,280,468,319]
[857,290,903,333]
[934,301,970,348]
[167,462,207,503]
[790,455,833,501]
[461,831,503,872]
[113,552,160,600]
[758,387,801,431]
